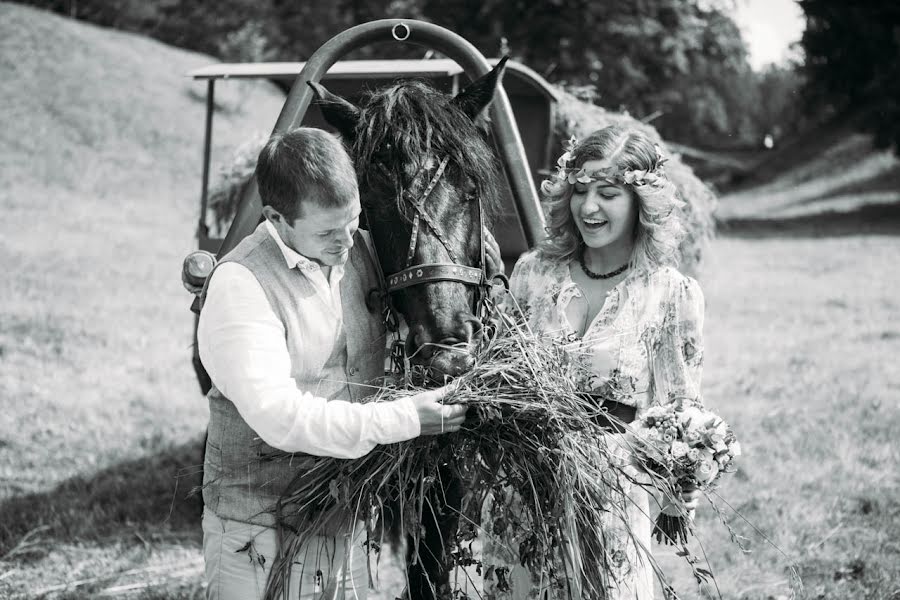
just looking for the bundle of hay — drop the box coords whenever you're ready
[260,310,666,600]
[205,131,269,237]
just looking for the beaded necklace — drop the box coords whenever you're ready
[578,245,629,280]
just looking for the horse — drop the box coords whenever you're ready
[310,58,508,600]
[310,58,506,379]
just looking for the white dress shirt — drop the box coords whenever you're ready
[198,221,420,459]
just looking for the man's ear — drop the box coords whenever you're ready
[451,56,509,120]
[308,81,361,142]
[261,205,283,224]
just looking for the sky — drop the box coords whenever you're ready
[732,0,806,70]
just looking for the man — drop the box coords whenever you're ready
[196,127,467,600]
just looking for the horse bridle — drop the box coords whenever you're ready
[364,155,504,371]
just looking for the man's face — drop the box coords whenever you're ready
[266,195,362,268]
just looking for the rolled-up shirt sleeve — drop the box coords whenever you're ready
[198,262,421,459]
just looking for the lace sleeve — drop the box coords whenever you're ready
[648,274,705,405]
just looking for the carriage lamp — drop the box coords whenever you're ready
[182,250,217,292]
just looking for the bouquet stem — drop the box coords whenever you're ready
[653,513,691,546]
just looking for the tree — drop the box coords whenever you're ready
[753,62,809,143]
[799,0,900,153]
[28,0,768,148]
[411,0,760,147]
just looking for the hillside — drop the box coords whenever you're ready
[0,1,285,497]
[716,121,900,233]
[0,4,290,594]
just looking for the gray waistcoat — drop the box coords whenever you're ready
[200,225,387,530]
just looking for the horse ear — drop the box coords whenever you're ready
[308,81,361,142]
[452,56,509,120]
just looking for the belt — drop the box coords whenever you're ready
[581,394,637,433]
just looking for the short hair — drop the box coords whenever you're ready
[539,125,686,276]
[255,127,358,223]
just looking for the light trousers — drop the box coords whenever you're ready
[202,508,369,600]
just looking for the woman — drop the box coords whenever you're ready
[482,124,704,599]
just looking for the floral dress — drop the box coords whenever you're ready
[481,250,705,600]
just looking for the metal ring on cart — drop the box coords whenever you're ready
[392,22,411,41]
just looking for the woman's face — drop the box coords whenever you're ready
[569,159,639,251]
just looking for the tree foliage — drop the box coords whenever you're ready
[799,0,900,153]
[752,62,809,142]
[24,0,780,148]
[407,0,761,147]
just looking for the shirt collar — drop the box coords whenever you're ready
[263,220,345,279]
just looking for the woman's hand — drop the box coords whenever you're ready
[679,481,701,512]
[484,227,503,278]
[661,481,701,518]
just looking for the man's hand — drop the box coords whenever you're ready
[409,384,468,435]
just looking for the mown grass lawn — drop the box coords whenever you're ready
[655,233,900,599]
[2,231,898,599]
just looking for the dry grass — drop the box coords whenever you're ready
[261,315,661,599]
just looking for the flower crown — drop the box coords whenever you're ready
[541,135,669,195]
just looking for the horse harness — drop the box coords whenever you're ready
[363,156,505,373]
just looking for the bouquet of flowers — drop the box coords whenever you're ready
[631,397,741,545]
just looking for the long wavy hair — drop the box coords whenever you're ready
[539,125,686,277]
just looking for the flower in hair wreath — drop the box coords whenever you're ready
[541,135,669,195]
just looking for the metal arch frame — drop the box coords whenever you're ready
[215,18,545,260]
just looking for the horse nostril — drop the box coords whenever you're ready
[409,330,434,360]
[459,314,483,343]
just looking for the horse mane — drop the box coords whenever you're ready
[353,80,502,223]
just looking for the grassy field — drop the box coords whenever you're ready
[2,3,899,599]
[654,234,900,599]
[3,232,898,599]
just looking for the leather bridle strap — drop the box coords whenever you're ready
[387,263,484,292]
[404,157,457,266]
[388,156,491,298]
[365,154,495,347]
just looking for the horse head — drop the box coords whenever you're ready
[311,58,507,378]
